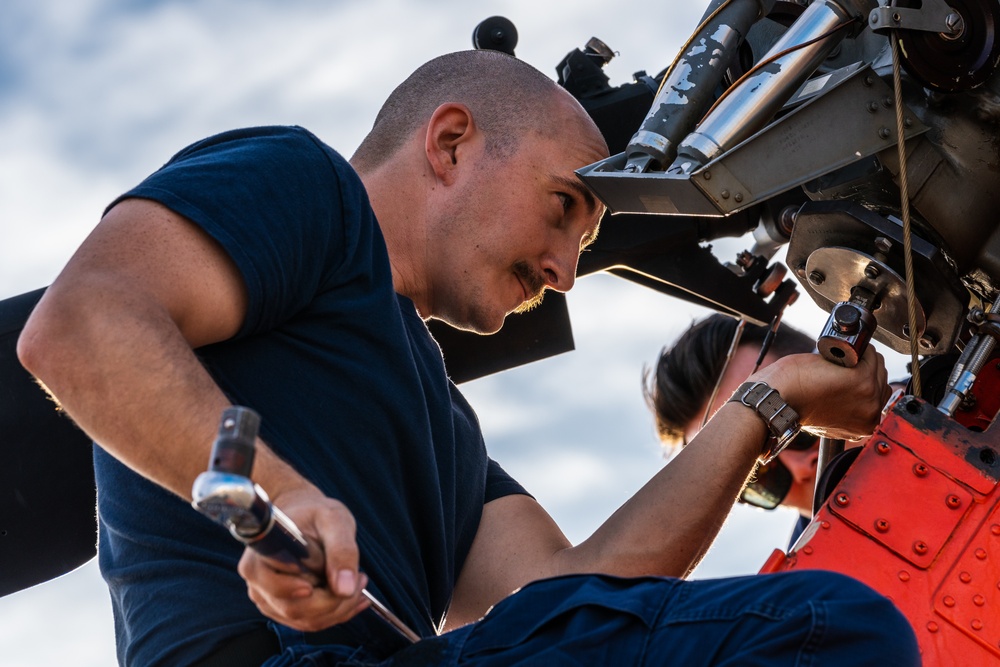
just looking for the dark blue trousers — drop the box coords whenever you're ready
[265,571,920,666]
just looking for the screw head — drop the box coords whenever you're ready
[809,270,825,286]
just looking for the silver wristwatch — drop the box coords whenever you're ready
[728,381,801,463]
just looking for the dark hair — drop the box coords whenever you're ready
[643,313,815,444]
[351,50,563,172]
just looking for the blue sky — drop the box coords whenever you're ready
[0,1,912,664]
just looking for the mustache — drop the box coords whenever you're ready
[512,261,546,314]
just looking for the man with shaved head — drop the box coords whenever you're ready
[20,50,917,666]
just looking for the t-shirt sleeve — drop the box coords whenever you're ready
[104,126,368,337]
[484,457,532,503]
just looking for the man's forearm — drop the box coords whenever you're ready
[557,402,767,578]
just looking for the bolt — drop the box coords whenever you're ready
[898,571,910,582]
[947,494,962,509]
[809,270,826,286]
[972,619,984,631]
[892,12,902,23]
[976,548,987,560]
[904,117,913,128]
[944,12,965,37]
[803,546,814,555]
[919,333,938,350]
[865,263,881,279]
[734,193,743,203]
[927,621,939,633]
[974,594,986,606]
[875,237,893,253]
[864,75,874,86]
[875,519,890,533]
[778,206,798,235]
[835,493,850,507]
[992,524,1000,536]
[943,595,956,607]
[623,163,640,174]
[913,463,928,477]
[868,101,879,113]
[914,541,928,555]
[882,96,894,108]
[703,171,711,180]
[960,571,972,583]
[876,441,891,455]
[721,190,730,199]
[879,127,892,139]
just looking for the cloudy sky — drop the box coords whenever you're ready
[0,1,913,664]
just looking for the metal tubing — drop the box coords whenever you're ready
[670,0,857,173]
[938,294,1000,416]
[624,0,775,172]
[814,436,845,514]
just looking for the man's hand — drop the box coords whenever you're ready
[752,346,892,441]
[237,489,371,632]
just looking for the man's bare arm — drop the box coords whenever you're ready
[445,349,891,628]
[18,198,368,627]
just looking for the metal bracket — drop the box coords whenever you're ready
[869,0,964,36]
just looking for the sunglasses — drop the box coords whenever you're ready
[739,432,818,510]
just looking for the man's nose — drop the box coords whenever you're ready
[540,247,578,293]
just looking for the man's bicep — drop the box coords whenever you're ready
[51,197,247,347]
[445,494,572,631]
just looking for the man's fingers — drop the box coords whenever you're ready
[238,551,314,597]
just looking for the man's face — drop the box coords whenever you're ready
[426,105,608,334]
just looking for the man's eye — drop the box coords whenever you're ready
[557,192,573,212]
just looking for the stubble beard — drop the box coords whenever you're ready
[511,260,547,314]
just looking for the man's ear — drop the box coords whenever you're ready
[425,103,478,185]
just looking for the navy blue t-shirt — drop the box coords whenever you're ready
[93,126,528,666]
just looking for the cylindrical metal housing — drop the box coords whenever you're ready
[624,0,775,171]
[671,0,857,172]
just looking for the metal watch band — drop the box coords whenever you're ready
[727,381,801,463]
